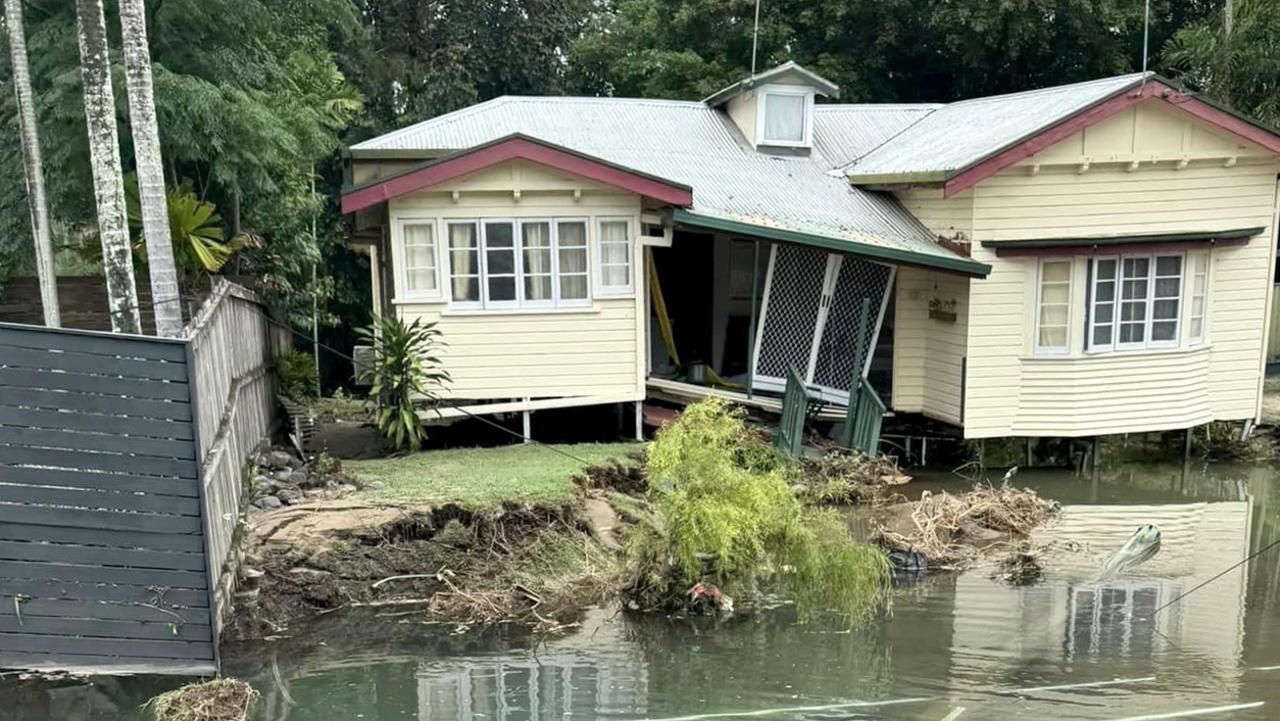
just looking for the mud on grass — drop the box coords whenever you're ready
[235,502,618,636]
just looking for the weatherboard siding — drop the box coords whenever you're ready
[962,150,1280,438]
[387,161,646,405]
[892,267,969,426]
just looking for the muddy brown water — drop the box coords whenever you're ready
[6,461,1280,721]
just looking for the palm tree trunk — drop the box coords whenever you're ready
[75,0,140,334]
[5,0,60,327]
[118,0,181,337]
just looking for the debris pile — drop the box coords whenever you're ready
[573,451,648,495]
[147,679,258,721]
[248,448,366,510]
[874,483,1058,569]
[792,450,910,504]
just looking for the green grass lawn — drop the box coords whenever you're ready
[345,442,644,508]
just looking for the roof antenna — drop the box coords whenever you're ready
[1140,0,1151,84]
[750,0,761,75]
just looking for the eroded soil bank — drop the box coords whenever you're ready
[233,499,615,637]
[230,439,1066,639]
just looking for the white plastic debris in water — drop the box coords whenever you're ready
[1098,523,1163,579]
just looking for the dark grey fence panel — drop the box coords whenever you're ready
[0,322,215,675]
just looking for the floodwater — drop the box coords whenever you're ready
[7,461,1280,721]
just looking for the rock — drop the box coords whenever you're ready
[253,496,283,510]
[241,566,265,581]
[273,469,294,483]
[267,450,295,469]
[339,483,358,494]
[290,469,310,487]
[367,481,385,490]
[277,489,302,505]
[234,588,260,603]
[303,489,326,499]
[790,483,808,496]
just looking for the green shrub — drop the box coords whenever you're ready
[275,348,318,403]
[628,398,891,623]
[356,315,449,450]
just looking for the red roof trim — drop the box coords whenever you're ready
[943,81,1280,198]
[342,136,693,214]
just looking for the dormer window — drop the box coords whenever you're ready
[759,86,812,147]
[703,62,834,151]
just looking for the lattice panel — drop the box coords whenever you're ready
[754,244,827,383]
[812,256,892,392]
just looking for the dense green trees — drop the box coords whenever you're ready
[1,0,1273,374]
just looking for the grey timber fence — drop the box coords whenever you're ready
[0,280,284,675]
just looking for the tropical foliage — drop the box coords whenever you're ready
[123,176,246,273]
[626,399,891,624]
[356,315,449,451]
[1165,0,1280,128]
[275,348,320,404]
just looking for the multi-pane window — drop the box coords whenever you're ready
[598,219,633,294]
[445,218,593,310]
[447,221,481,304]
[402,222,439,295]
[1188,253,1208,343]
[1035,259,1072,354]
[1088,253,1184,352]
[521,221,554,306]
[557,221,589,303]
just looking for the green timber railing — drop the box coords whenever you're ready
[776,367,809,457]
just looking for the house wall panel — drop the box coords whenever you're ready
[387,161,646,405]
[961,102,1280,438]
[892,189,974,426]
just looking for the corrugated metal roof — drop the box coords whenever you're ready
[351,96,969,266]
[812,104,939,169]
[843,73,1149,180]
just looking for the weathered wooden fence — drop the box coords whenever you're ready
[0,280,283,675]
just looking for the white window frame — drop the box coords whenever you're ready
[1088,251,1185,354]
[440,216,597,311]
[1087,255,1119,353]
[394,217,442,300]
[1034,258,1073,356]
[479,219,520,310]
[755,84,814,148]
[596,217,635,296]
[554,217,592,308]
[1187,251,1209,345]
[444,219,483,309]
[517,218,556,310]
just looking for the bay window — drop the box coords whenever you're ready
[444,218,593,310]
[1035,259,1072,354]
[1088,253,1184,353]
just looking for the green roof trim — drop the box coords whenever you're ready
[981,226,1265,250]
[672,209,991,277]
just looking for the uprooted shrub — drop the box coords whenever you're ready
[621,398,891,624]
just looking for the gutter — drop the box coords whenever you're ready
[672,209,991,277]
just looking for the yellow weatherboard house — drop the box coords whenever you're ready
[341,63,1280,446]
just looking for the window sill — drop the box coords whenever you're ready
[1022,343,1211,362]
[439,306,602,318]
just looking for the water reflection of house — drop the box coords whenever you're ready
[414,611,649,721]
[950,502,1251,703]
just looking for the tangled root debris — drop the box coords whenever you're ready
[147,680,258,721]
[874,483,1058,569]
